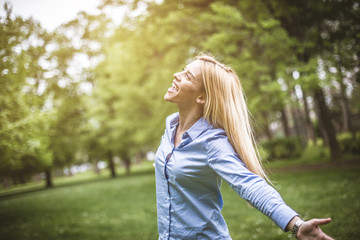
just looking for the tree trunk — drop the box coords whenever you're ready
[302,90,317,144]
[291,106,307,148]
[2,177,11,189]
[313,95,328,147]
[290,86,309,147]
[93,158,101,175]
[280,107,290,137]
[45,169,53,188]
[124,158,131,175]
[335,54,355,139]
[108,151,116,178]
[262,112,273,140]
[290,107,301,137]
[313,88,342,161]
[335,42,356,139]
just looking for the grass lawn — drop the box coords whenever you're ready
[0,161,359,240]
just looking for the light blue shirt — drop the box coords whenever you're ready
[155,113,298,240]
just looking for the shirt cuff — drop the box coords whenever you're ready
[271,203,298,231]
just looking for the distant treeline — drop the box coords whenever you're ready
[1,0,359,188]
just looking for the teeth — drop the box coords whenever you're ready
[172,83,179,91]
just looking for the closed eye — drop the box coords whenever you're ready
[182,69,191,81]
[183,67,195,81]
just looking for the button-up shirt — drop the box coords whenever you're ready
[155,113,298,240]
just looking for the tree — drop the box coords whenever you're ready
[0,2,53,186]
[89,0,215,175]
[0,2,107,187]
[264,0,358,160]
[198,1,297,140]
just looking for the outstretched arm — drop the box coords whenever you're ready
[286,216,334,240]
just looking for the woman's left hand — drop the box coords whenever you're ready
[297,218,334,240]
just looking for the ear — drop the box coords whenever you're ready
[196,95,206,104]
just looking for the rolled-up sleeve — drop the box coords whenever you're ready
[206,131,298,231]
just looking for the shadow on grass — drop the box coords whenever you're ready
[0,168,155,201]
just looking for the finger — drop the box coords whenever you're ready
[312,218,332,227]
[323,234,335,240]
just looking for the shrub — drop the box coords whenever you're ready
[260,137,302,160]
[338,132,360,154]
[299,144,329,164]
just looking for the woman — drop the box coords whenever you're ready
[154,54,333,240]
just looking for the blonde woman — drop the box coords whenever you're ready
[154,54,333,240]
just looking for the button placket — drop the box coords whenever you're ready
[163,148,174,240]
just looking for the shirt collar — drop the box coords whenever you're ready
[170,113,179,129]
[187,117,210,140]
[169,112,210,141]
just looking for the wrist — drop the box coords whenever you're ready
[286,216,300,232]
[292,218,304,238]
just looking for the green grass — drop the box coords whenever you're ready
[223,168,360,240]
[0,162,359,240]
[0,169,158,240]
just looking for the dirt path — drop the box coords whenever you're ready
[269,158,360,173]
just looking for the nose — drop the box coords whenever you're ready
[173,72,181,81]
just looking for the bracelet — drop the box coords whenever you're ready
[292,218,304,238]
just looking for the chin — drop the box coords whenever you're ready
[164,95,177,104]
[164,92,174,102]
[164,94,171,102]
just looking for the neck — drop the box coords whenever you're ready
[177,104,203,132]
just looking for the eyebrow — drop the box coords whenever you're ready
[184,67,196,81]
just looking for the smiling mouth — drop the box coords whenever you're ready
[168,82,179,92]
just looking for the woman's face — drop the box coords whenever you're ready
[164,60,205,106]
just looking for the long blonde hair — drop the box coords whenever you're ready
[196,54,269,182]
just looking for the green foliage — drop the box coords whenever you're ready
[298,144,330,164]
[0,3,53,180]
[200,0,297,130]
[0,2,98,185]
[1,0,359,184]
[88,2,209,168]
[338,132,360,155]
[261,137,302,160]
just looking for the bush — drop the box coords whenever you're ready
[260,137,302,160]
[299,144,329,164]
[338,132,360,154]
